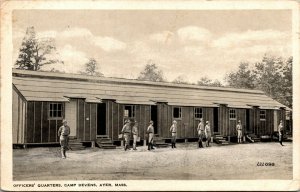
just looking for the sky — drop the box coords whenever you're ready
[12,10,292,83]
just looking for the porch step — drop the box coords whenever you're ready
[246,134,260,143]
[68,142,86,150]
[95,137,117,149]
[213,135,229,145]
[154,136,170,148]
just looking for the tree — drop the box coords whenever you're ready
[172,75,188,84]
[197,77,222,87]
[137,60,165,82]
[224,62,256,89]
[15,26,62,71]
[81,58,103,76]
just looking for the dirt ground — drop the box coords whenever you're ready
[13,141,292,180]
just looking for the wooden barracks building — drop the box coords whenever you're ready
[12,69,290,146]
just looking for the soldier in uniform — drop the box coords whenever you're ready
[197,118,205,148]
[147,120,155,151]
[58,119,70,159]
[132,120,139,150]
[278,120,284,146]
[236,120,242,143]
[169,120,177,148]
[205,121,212,147]
[121,120,131,151]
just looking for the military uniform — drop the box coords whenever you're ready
[278,121,284,146]
[121,122,131,151]
[132,123,138,150]
[147,122,154,150]
[170,121,177,148]
[58,122,70,159]
[204,122,211,147]
[236,121,242,143]
[197,120,205,148]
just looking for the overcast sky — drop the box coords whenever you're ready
[13,10,292,83]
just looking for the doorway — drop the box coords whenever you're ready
[65,100,77,137]
[213,107,219,133]
[97,103,107,135]
[246,109,250,133]
[151,105,158,134]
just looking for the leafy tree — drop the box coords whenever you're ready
[197,77,222,87]
[172,75,188,84]
[225,62,256,89]
[137,60,165,82]
[81,58,103,76]
[15,26,62,71]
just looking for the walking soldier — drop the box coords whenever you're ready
[121,120,131,151]
[197,118,205,148]
[147,120,155,151]
[236,120,242,143]
[58,119,70,159]
[170,120,177,148]
[132,120,139,150]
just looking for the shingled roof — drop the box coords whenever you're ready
[12,69,289,110]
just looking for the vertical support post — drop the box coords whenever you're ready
[91,141,95,148]
[143,139,146,146]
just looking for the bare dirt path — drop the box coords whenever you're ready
[13,142,292,180]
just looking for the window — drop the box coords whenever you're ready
[229,109,236,120]
[49,103,63,119]
[124,105,135,118]
[173,107,182,119]
[260,110,266,120]
[194,107,203,119]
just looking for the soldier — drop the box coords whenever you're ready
[197,118,205,148]
[236,120,242,143]
[278,120,284,146]
[147,120,155,151]
[121,120,131,151]
[205,121,212,147]
[169,120,177,148]
[58,119,70,159]
[132,120,139,150]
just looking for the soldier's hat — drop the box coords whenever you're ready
[62,119,67,123]
[149,120,154,124]
[134,120,138,123]
[238,120,241,123]
[206,121,209,124]
[173,120,177,124]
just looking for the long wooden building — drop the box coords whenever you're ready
[12,69,289,145]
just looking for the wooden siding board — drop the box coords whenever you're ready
[84,103,91,141]
[112,102,119,140]
[78,99,85,140]
[34,102,42,143]
[26,102,34,143]
[90,104,97,141]
[49,120,56,142]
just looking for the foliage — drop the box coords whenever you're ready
[15,26,63,71]
[137,60,165,82]
[197,77,222,87]
[81,58,103,76]
[225,55,292,108]
[172,75,188,84]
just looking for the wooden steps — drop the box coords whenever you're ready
[154,136,169,148]
[246,134,260,143]
[96,136,116,149]
[68,140,86,150]
[213,135,229,145]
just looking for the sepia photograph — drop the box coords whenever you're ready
[1,0,299,191]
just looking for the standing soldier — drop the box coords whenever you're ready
[121,120,131,151]
[58,119,70,159]
[278,120,284,146]
[170,120,177,148]
[236,120,242,143]
[197,118,205,148]
[205,121,212,147]
[132,120,139,150]
[147,120,155,151]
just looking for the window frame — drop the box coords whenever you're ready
[173,106,182,119]
[229,109,236,120]
[259,110,266,121]
[194,107,203,119]
[48,102,63,120]
[124,105,136,118]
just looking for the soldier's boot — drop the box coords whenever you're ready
[61,149,65,159]
[63,150,67,158]
[151,143,155,149]
[148,143,151,151]
[171,143,173,148]
[174,143,176,148]
[124,144,127,151]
